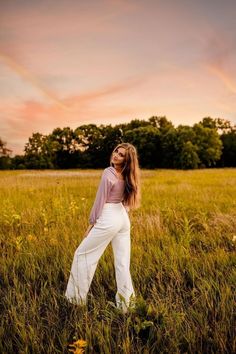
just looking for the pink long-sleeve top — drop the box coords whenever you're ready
[89,166,126,225]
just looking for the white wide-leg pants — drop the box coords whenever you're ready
[65,202,135,312]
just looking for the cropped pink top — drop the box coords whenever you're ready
[89,166,126,225]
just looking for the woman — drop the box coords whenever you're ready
[65,143,141,313]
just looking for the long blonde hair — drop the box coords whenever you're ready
[110,143,141,209]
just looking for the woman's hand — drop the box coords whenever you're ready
[83,224,94,238]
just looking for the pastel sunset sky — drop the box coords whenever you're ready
[1,0,236,155]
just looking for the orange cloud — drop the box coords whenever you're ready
[1,91,145,150]
[206,64,236,95]
[0,53,69,109]
[204,36,236,95]
[0,52,147,110]
[64,76,147,106]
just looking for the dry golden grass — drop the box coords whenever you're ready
[0,168,235,353]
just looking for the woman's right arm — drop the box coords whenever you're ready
[83,224,94,238]
[89,169,113,225]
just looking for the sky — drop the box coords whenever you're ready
[1,0,236,155]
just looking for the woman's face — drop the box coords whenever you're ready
[111,147,126,166]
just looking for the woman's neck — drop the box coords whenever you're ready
[113,164,122,172]
[112,165,124,179]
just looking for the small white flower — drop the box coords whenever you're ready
[232,235,236,243]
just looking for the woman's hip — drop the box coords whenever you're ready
[97,202,130,227]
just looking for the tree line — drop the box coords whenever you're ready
[0,116,236,170]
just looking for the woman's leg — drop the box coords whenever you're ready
[65,223,117,305]
[111,227,135,313]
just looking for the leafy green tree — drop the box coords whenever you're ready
[171,125,200,169]
[147,116,175,168]
[214,118,233,134]
[193,123,222,167]
[24,132,52,169]
[10,116,236,170]
[179,141,200,169]
[99,125,123,166]
[220,129,236,167]
[123,126,161,168]
[0,138,12,169]
[200,117,217,129]
[119,119,151,132]
[159,129,177,168]
[149,116,174,132]
[74,124,104,168]
[48,127,80,168]
[0,138,12,156]
[11,155,26,169]
[198,117,235,167]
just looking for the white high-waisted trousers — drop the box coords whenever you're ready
[65,202,135,312]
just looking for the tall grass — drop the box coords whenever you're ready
[0,169,235,353]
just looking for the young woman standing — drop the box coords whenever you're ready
[65,143,141,313]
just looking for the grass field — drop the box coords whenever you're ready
[0,169,235,353]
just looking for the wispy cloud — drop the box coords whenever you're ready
[206,65,236,94]
[0,73,148,154]
[64,76,147,106]
[0,53,69,109]
[1,0,236,155]
[204,36,236,95]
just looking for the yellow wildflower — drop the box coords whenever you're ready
[73,339,87,347]
[27,234,37,242]
[68,348,84,354]
[68,339,87,353]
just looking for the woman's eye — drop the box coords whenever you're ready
[113,150,124,157]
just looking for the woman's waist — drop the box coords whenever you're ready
[104,201,123,206]
[106,194,124,203]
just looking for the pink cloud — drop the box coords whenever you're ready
[204,37,236,95]
[1,0,236,156]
